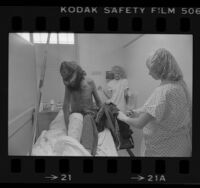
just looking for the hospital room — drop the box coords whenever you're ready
[8,33,193,157]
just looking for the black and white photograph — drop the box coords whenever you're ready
[8,33,192,157]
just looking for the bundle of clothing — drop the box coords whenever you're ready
[80,103,134,156]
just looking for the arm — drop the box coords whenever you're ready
[118,111,154,129]
[103,87,113,99]
[124,88,129,105]
[63,86,71,133]
[91,80,102,108]
[123,79,130,105]
[126,108,142,118]
[121,86,166,129]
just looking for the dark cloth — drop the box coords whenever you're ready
[79,103,134,156]
[117,119,134,149]
[80,113,98,156]
[72,108,98,156]
[96,103,134,150]
[95,104,120,147]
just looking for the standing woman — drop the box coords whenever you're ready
[103,66,130,113]
[117,48,192,157]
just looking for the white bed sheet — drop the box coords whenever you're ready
[32,110,118,156]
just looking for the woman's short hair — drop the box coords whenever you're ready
[146,48,183,81]
[111,65,127,79]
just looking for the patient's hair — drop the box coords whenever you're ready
[60,61,85,90]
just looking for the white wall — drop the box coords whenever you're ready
[9,34,37,120]
[9,33,37,155]
[35,39,78,103]
[8,107,34,155]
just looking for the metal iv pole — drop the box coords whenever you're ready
[31,33,51,150]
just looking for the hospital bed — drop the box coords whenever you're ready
[32,110,119,156]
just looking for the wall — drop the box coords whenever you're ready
[8,107,34,155]
[35,38,78,103]
[77,34,141,102]
[9,34,37,120]
[8,33,37,155]
[123,34,193,155]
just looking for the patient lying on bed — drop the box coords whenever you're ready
[31,110,118,156]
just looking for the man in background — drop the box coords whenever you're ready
[103,66,130,113]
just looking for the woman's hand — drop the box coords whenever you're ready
[126,109,138,118]
[117,111,129,122]
[126,109,134,116]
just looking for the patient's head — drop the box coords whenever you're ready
[60,61,85,90]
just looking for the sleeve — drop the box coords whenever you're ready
[141,87,167,122]
[123,79,129,90]
[107,81,113,91]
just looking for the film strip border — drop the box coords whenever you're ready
[10,158,189,174]
[1,6,200,184]
[3,7,200,33]
[8,157,191,183]
[10,15,193,33]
